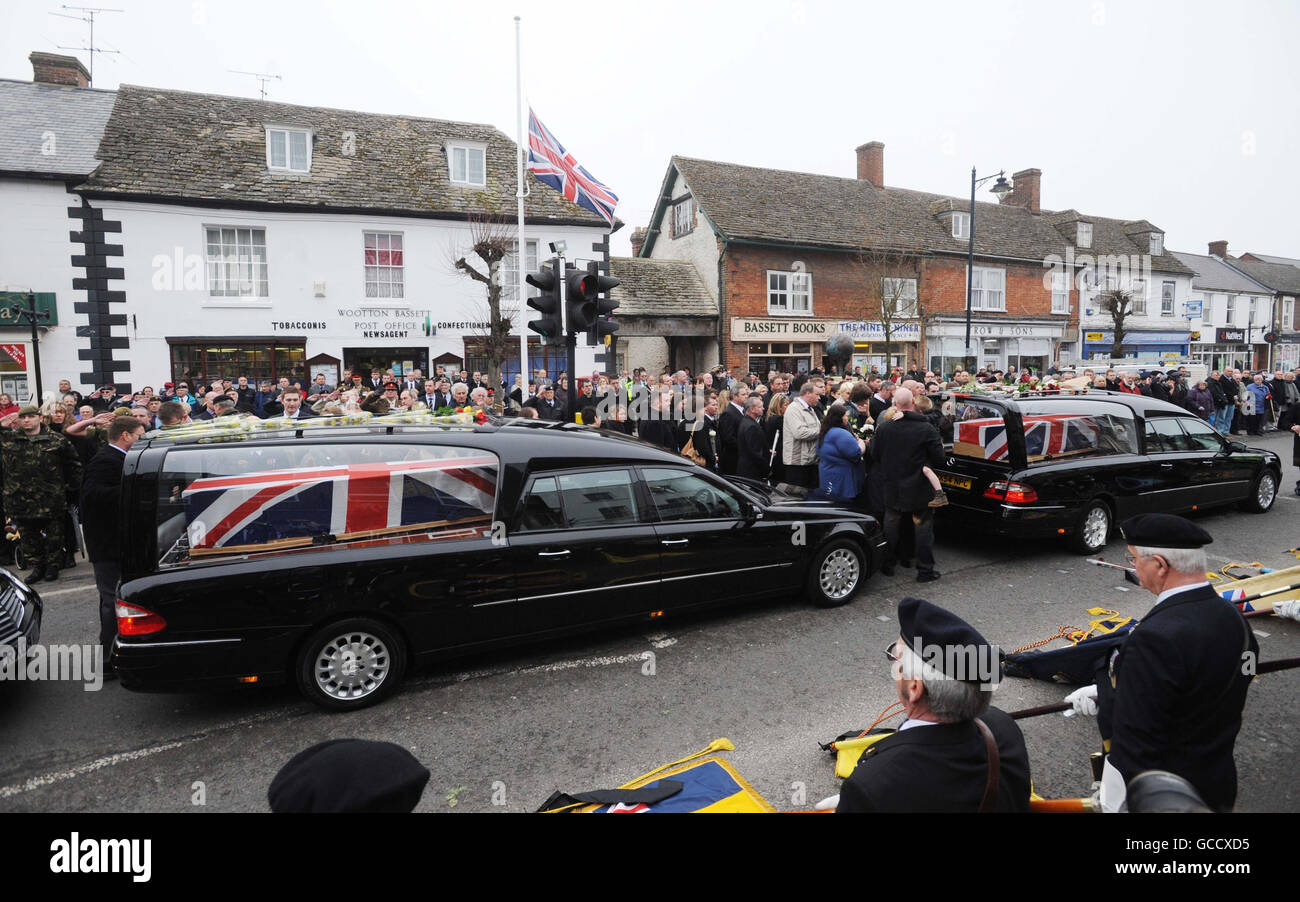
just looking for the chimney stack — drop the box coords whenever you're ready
[30,51,91,87]
[855,142,884,188]
[1000,168,1042,213]
[630,227,648,257]
[1208,240,1228,258]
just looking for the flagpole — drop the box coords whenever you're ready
[514,15,530,408]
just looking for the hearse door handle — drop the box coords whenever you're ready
[1159,463,1174,469]
[537,550,571,558]
[660,538,689,546]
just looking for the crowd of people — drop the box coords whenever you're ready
[4,358,1299,588]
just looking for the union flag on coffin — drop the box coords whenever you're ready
[956,415,1101,461]
[182,457,497,554]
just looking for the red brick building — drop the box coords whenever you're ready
[635,143,1086,376]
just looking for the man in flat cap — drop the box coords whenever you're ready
[1065,513,1257,812]
[837,598,1031,812]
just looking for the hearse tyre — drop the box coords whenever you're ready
[1241,469,1279,514]
[806,537,866,608]
[1071,499,1112,555]
[296,617,408,711]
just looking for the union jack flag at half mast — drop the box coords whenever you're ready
[527,109,618,226]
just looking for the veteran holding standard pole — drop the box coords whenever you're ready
[1064,514,1258,812]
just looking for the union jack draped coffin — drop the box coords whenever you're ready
[182,457,497,553]
[527,109,618,226]
[956,415,1101,461]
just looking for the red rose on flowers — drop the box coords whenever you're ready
[474,410,487,424]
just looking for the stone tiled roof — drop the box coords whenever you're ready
[609,256,715,316]
[0,79,116,177]
[1170,251,1272,294]
[1224,256,1300,295]
[672,155,1116,263]
[76,84,609,225]
[1044,210,1193,276]
[1243,251,1300,268]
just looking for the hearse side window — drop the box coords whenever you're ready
[1147,417,1193,452]
[1178,417,1225,452]
[155,443,499,567]
[642,467,741,522]
[555,470,641,529]
[520,476,564,531]
[1015,401,1138,462]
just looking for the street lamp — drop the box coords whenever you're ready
[964,168,1012,367]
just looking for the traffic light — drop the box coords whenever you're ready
[565,263,598,334]
[582,261,621,346]
[525,257,562,343]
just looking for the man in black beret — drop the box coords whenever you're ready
[837,598,1031,812]
[268,739,430,812]
[1064,513,1257,811]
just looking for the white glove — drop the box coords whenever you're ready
[1272,600,1300,621]
[814,793,840,811]
[1064,684,1098,717]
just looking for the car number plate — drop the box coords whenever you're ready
[938,473,972,491]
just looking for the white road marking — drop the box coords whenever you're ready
[35,584,96,598]
[0,709,286,799]
[450,649,657,682]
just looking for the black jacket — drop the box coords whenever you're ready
[837,708,1031,813]
[79,444,126,563]
[735,415,769,480]
[869,410,944,511]
[716,403,745,474]
[680,416,718,472]
[1095,583,1258,812]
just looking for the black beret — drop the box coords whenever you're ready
[268,739,430,813]
[897,597,1000,685]
[1120,514,1212,549]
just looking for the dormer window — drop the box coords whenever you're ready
[951,212,969,240]
[448,142,487,186]
[266,127,311,173]
[1077,222,1092,248]
[1149,233,1163,256]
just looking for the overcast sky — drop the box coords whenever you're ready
[5,0,1298,260]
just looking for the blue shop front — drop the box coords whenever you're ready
[1081,329,1190,361]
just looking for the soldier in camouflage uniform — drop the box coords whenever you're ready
[0,406,83,581]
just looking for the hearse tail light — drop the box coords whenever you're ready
[984,481,1039,504]
[116,600,167,636]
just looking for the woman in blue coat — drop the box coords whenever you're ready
[812,401,865,504]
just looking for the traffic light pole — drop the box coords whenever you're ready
[556,255,577,419]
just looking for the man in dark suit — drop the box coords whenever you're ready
[1065,514,1258,812]
[870,387,943,582]
[716,384,749,475]
[735,396,769,480]
[278,388,317,420]
[837,597,1030,812]
[680,394,720,472]
[525,383,564,421]
[79,416,145,674]
[868,380,894,422]
[402,369,425,396]
[423,377,452,411]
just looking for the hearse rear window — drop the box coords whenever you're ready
[951,398,1137,463]
[951,398,1015,462]
[155,444,499,567]
[1015,400,1138,463]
